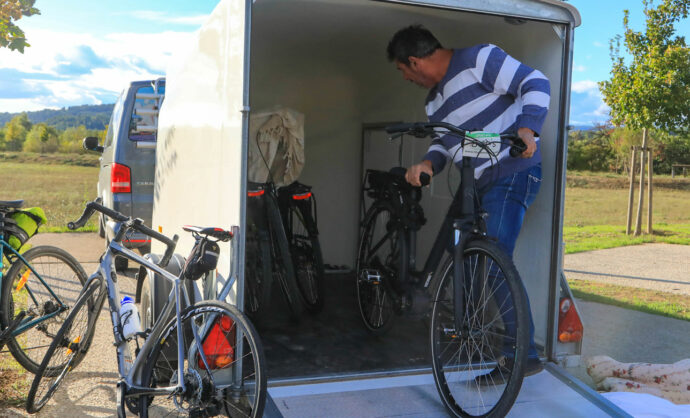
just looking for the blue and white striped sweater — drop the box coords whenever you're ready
[422,44,550,187]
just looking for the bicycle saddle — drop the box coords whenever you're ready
[182,225,234,241]
[0,200,24,211]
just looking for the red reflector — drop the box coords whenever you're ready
[248,190,265,197]
[558,297,583,343]
[111,163,131,193]
[197,315,235,370]
[292,192,312,200]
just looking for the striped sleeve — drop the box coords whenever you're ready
[486,45,551,135]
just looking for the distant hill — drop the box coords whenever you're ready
[0,104,114,131]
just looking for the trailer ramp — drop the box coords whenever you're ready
[265,363,631,417]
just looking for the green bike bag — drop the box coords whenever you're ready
[5,207,47,250]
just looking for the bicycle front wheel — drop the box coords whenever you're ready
[0,245,88,374]
[139,300,267,418]
[26,276,102,413]
[430,239,529,418]
[287,204,325,314]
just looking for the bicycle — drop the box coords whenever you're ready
[0,200,90,374]
[245,181,303,321]
[26,199,266,417]
[356,122,530,417]
[278,181,325,314]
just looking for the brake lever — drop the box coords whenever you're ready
[388,132,405,142]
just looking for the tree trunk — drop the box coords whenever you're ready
[626,146,637,235]
[647,149,653,234]
[634,128,647,236]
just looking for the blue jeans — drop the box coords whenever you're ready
[481,164,541,359]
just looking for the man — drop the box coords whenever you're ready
[387,25,549,383]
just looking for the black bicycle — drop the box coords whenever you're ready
[278,182,325,314]
[245,181,303,321]
[356,122,530,417]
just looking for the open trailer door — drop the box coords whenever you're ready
[153,0,251,299]
[154,0,632,416]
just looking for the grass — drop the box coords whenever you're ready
[0,352,31,407]
[0,161,98,231]
[569,279,690,322]
[563,171,690,253]
[0,151,99,167]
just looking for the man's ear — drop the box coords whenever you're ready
[408,56,419,68]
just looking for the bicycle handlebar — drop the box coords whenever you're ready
[385,122,527,158]
[69,198,178,267]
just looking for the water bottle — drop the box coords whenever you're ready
[119,296,142,339]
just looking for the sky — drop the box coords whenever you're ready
[1,0,689,127]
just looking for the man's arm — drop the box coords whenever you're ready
[406,160,434,187]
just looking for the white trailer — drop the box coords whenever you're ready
[152,0,630,416]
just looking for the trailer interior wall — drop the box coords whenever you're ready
[250,0,566,362]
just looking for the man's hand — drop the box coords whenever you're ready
[517,127,537,159]
[405,160,433,186]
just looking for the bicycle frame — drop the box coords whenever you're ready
[0,238,70,338]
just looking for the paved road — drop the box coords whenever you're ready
[1,235,689,416]
[565,243,690,295]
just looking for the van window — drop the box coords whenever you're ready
[104,91,125,148]
[128,84,165,141]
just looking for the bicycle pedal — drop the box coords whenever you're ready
[360,269,381,284]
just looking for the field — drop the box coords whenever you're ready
[1,157,99,232]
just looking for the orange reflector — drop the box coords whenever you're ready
[158,226,163,233]
[198,315,235,370]
[248,190,265,197]
[66,335,82,356]
[292,192,312,200]
[15,270,31,292]
[558,297,583,343]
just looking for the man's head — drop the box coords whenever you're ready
[387,25,445,89]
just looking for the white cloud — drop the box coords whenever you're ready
[127,11,210,26]
[592,101,610,117]
[593,41,606,48]
[571,80,599,94]
[573,64,586,72]
[0,28,197,112]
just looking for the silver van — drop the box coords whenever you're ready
[84,78,164,270]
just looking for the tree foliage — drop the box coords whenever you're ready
[599,0,690,131]
[0,112,105,153]
[0,0,40,53]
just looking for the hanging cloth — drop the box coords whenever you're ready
[247,107,305,186]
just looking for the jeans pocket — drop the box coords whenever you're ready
[524,168,542,207]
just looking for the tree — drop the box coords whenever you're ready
[3,113,31,150]
[23,123,58,153]
[599,0,690,235]
[0,0,40,53]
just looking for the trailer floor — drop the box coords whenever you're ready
[268,365,616,417]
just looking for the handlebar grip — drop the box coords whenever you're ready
[385,123,419,134]
[419,172,431,187]
[509,137,527,158]
[158,234,178,268]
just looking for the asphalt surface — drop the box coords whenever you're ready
[1,234,689,416]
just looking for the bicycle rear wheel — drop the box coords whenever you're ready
[0,245,88,374]
[244,207,273,321]
[286,204,325,314]
[356,202,406,335]
[26,276,102,413]
[139,300,266,418]
[430,239,529,418]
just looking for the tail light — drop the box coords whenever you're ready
[558,297,583,343]
[111,163,131,193]
[292,192,312,200]
[248,190,265,197]
[197,315,235,370]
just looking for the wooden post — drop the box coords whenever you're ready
[634,128,648,236]
[647,150,653,234]
[626,146,637,235]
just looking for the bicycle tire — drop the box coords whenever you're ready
[139,300,267,418]
[430,239,529,418]
[287,204,325,314]
[266,196,303,321]
[244,207,273,321]
[26,277,102,413]
[355,201,407,335]
[0,245,89,374]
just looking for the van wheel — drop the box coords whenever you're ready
[115,256,128,272]
[98,214,105,238]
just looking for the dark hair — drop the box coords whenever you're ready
[386,25,442,64]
